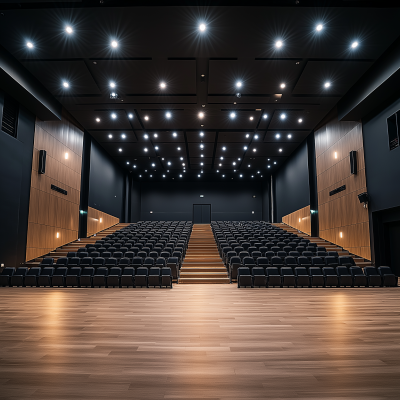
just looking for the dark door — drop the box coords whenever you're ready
[388,222,400,276]
[193,204,211,224]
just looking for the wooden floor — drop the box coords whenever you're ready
[1,286,400,399]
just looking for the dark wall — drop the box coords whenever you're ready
[363,96,400,213]
[138,181,265,221]
[88,139,126,220]
[130,180,141,222]
[0,90,35,268]
[274,140,310,221]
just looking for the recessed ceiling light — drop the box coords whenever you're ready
[244,146,247,150]
[144,116,149,121]
[109,82,116,88]
[236,81,242,88]
[154,133,158,138]
[279,148,283,152]
[268,165,271,168]
[237,158,240,161]
[168,162,171,165]
[280,113,286,120]
[246,134,250,138]
[180,157,183,161]
[254,134,259,139]
[263,114,268,119]
[96,118,100,122]
[155,146,159,150]
[118,148,122,152]
[276,134,281,139]
[257,171,260,174]
[351,41,359,49]
[173,132,177,137]
[240,174,243,178]
[275,40,283,48]
[144,134,148,139]
[233,162,236,165]
[166,112,171,118]
[152,163,155,167]
[253,148,256,152]
[200,131,204,137]
[219,163,222,166]
[26,42,34,49]
[108,134,112,138]
[222,146,226,151]
[111,40,118,48]
[200,162,203,166]
[216,170,219,173]
[298,118,303,123]
[144,148,148,152]
[316,24,323,32]
[128,113,133,119]
[200,154,204,158]
[248,164,251,167]
[199,23,206,32]
[230,112,236,119]
[163,175,166,178]
[177,147,181,151]
[280,83,286,89]
[220,156,224,160]
[160,82,166,89]
[63,81,69,88]
[126,161,129,165]
[65,26,73,34]
[200,144,204,149]
[222,175,225,177]
[150,175,153,178]
[121,134,126,139]
[198,174,201,177]
[268,158,270,161]
[251,175,254,178]
[324,81,331,88]
[274,161,277,164]
[250,116,254,120]
[198,112,204,119]
[139,175,142,177]
[179,174,182,178]
[288,134,292,139]
[111,113,117,119]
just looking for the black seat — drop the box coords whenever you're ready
[252,267,267,288]
[325,256,338,268]
[135,267,148,287]
[52,267,67,287]
[237,267,252,288]
[161,267,173,288]
[0,267,14,287]
[65,267,81,287]
[284,256,298,267]
[323,267,338,287]
[167,257,179,280]
[378,266,397,287]
[10,267,28,287]
[309,267,324,287]
[105,258,118,268]
[68,257,80,267]
[121,267,135,287]
[229,256,242,282]
[281,267,296,287]
[364,266,382,287]
[337,266,352,287]
[56,257,68,267]
[257,257,269,268]
[80,267,95,287]
[270,256,284,269]
[77,251,88,259]
[243,256,256,271]
[93,257,106,268]
[80,257,93,267]
[295,267,310,287]
[24,267,41,287]
[350,266,367,287]
[93,267,108,287]
[297,256,311,269]
[40,257,54,266]
[266,267,281,287]
[107,267,122,287]
[311,257,325,268]
[37,267,54,287]
[338,256,356,268]
[148,267,161,287]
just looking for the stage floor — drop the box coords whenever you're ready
[1,285,400,399]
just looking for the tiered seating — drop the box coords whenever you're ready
[212,221,397,288]
[1,221,192,288]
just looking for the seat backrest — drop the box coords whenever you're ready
[136,267,148,276]
[40,267,54,276]
[295,266,308,275]
[323,267,336,275]
[68,267,81,276]
[271,256,283,266]
[118,257,131,266]
[156,258,166,267]
[101,251,111,259]
[309,267,322,276]
[27,267,41,276]
[124,251,134,260]
[364,266,379,276]
[230,256,241,265]
[281,267,293,275]
[40,257,54,266]
[54,267,67,276]
[284,256,297,266]
[161,267,172,276]
[339,256,355,266]
[303,251,313,259]
[167,257,178,265]
[266,267,279,276]
[350,266,363,276]
[81,257,93,266]
[243,256,255,265]
[68,257,80,266]
[316,251,327,258]
[113,251,123,259]
[143,257,154,266]
[325,256,337,266]
[93,257,105,266]
[122,267,135,276]
[252,267,265,276]
[378,266,393,275]
[328,251,339,258]
[77,251,88,259]
[311,257,324,266]
[109,267,122,276]
[149,267,161,276]
[337,266,349,275]
[105,257,117,266]
[81,267,95,276]
[237,266,250,276]
[56,257,68,266]
[95,267,108,276]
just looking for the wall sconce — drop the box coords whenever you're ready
[100,218,103,223]
[299,218,301,222]
[150,211,153,214]
[65,152,69,159]
[56,232,60,238]
[334,151,338,159]
[340,232,343,238]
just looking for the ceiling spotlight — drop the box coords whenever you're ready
[263,114,268,119]
[254,134,259,139]
[280,113,286,120]
[179,174,182,178]
[251,175,254,178]
[274,161,277,164]
[280,83,286,89]
[199,23,206,32]
[96,118,100,122]
[253,148,257,152]
[144,134,149,139]
[152,163,155,167]
[173,132,177,137]
[154,133,158,138]
[111,113,117,119]
[118,148,122,152]
[144,148,148,152]
[236,81,242,88]
[222,146,226,151]
[279,148,283,152]
[250,116,254,121]
[268,165,271,168]
[298,118,303,123]
[63,81,69,88]
[160,82,166,89]
[111,40,118,48]
[276,134,281,139]
[180,157,183,160]
[324,81,331,88]
[219,163,222,167]
[155,146,159,150]
[275,40,283,48]
[237,158,240,161]
[128,113,133,119]
[233,162,236,165]
[220,156,224,160]
[177,147,181,151]
[198,174,201,177]
[288,134,292,139]
[110,82,116,88]
[166,112,171,118]
[244,146,247,150]
[144,116,149,121]
[200,144,204,149]
[248,164,251,168]
[200,162,203,166]
[26,42,34,49]
[108,134,112,139]
[139,175,142,177]
[201,154,204,157]
[126,161,129,165]
[168,162,171,165]
[246,134,250,138]
[163,175,166,178]
[65,26,73,34]
[316,24,323,32]
[351,41,359,49]
[198,112,204,119]
[121,134,126,139]
[230,112,236,119]
[257,171,260,174]
[222,175,225,177]
[200,131,204,137]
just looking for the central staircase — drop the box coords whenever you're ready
[179,224,230,284]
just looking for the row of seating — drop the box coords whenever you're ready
[0,266,173,288]
[236,266,397,288]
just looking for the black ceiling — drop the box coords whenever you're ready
[1,5,400,182]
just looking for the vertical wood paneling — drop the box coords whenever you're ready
[282,206,311,236]
[315,118,370,260]
[26,111,84,261]
[87,207,119,237]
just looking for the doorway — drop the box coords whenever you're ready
[193,204,211,224]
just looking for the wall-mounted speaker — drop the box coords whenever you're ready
[38,150,46,174]
[350,150,357,175]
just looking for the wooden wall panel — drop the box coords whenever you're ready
[315,118,371,260]
[282,205,311,236]
[87,207,119,237]
[26,111,84,261]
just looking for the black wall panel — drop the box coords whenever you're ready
[138,181,264,221]
[274,140,310,221]
[130,180,141,222]
[0,90,35,268]
[88,139,126,220]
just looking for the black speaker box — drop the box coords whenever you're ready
[38,149,46,174]
[350,150,357,175]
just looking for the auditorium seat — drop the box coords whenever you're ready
[56,257,68,267]
[135,267,149,287]
[107,267,122,287]
[271,256,284,269]
[281,267,296,287]
[252,267,267,288]
[323,267,338,287]
[297,256,311,269]
[295,267,310,287]
[52,267,67,287]
[243,256,256,271]
[0,267,15,286]
[237,267,252,288]
[148,267,161,287]
[257,257,269,268]
[338,256,356,268]
[105,258,118,268]
[66,252,76,258]
[229,256,242,282]
[81,257,93,267]
[10,267,28,287]
[350,266,367,287]
[68,257,80,267]
[378,266,397,287]
[336,266,352,287]
[66,267,81,287]
[266,267,281,287]
[120,267,135,287]
[161,267,173,288]
[93,267,108,287]
[364,267,382,287]
[309,267,324,287]
[324,256,339,268]
[24,267,41,287]
[40,257,54,266]
[311,257,325,268]
[80,267,95,287]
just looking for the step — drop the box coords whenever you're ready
[179,277,231,284]
[181,267,227,273]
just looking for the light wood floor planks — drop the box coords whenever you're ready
[1,285,400,399]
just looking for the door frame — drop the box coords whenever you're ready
[193,204,211,224]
